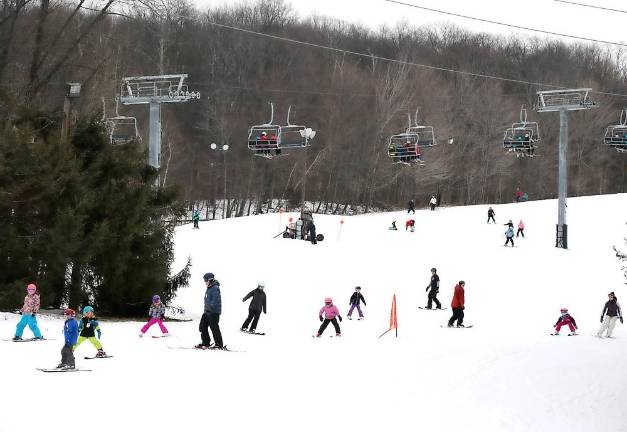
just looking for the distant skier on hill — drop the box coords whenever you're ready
[316,297,342,337]
[429,195,437,211]
[424,268,442,309]
[405,219,415,232]
[487,207,496,224]
[241,282,267,333]
[447,281,465,327]
[504,226,515,247]
[408,200,415,214]
[596,292,622,338]
[516,220,525,238]
[504,220,514,229]
[389,221,398,231]
[347,286,366,320]
[192,210,200,229]
[552,308,578,336]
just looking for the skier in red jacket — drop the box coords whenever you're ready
[552,308,578,335]
[447,281,466,327]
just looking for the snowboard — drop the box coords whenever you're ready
[3,337,53,342]
[83,355,113,360]
[440,325,474,329]
[38,367,91,373]
[418,307,448,310]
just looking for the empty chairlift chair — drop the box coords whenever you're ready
[106,115,140,145]
[603,109,627,153]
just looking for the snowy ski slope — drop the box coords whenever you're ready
[1,194,626,432]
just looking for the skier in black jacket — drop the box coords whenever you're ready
[487,207,496,224]
[241,282,267,333]
[424,268,442,309]
[408,200,415,214]
[596,292,623,338]
[347,286,366,320]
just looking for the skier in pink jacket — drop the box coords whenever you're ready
[316,297,342,337]
[516,220,525,238]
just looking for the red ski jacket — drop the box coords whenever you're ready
[451,284,465,308]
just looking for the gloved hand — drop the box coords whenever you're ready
[338,316,343,322]
[600,316,604,323]
[31,313,36,317]
[96,329,101,339]
[621,317,624,324]
[425,287,429,292]
[319,315,323,322]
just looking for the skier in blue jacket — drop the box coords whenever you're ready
[58,309,79,369]
[196,272,224,349]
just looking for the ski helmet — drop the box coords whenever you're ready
[431,268,437,273]
[560,308,568,313]
[324,297,332,304]
[203,272,214,282]
[355,286,361,290]
[26,283,37,292]
[152,295,161,303]
[83,305,94,315]
[257,282,265,289]
[64,308,76,316]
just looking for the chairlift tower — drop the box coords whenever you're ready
[119,74,200,186]
[535,88,596,249]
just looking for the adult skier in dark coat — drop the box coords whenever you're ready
[408,200,416,214]
[197,272,224,349]
[241,282,267,333]
[487,207,496,224]
[425,268,442,309]
[309,221,317,245]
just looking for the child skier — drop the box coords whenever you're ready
[347,287,366,320]
[504,226,515,247]
[57,309,78,369]
[405,219,415,232]
[13,283,43,341]
[552,308,578,335]
[516,220,525,238]
[76,306,108,357]
[140,295,169,337]
[316,297,342,337]
[389,221,398,231]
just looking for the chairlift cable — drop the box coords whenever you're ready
[551,0,627,14]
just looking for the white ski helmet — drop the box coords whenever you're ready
[258,282,265,289]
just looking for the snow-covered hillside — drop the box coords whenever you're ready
[2,194,626,432]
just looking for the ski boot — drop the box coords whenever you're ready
[33,336,44,340]
[162,333,171,337]
[139,333,144,338]
[358,317,364,320]
[12,336,22,341]
[336,333,341,337]
[62,364,75,370]
[347,316,352,320]
[95,349,107,358]
[457,324,465,328]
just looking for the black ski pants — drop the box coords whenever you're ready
[61,344,75,367]
[242,309,262,332]
[200,312,223,348]
[430,204,436,211]
[505,237,514,246]
[318,318,341,336]
[516,228,524,238]
[408,207,415,214]
[487,215,495,223]
[193,220,199,228]
[448,307,464,327]
[427,290,441,309]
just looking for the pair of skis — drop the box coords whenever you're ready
[38,354,113,372]
[2,337,54,342]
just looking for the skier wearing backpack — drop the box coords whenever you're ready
[504,226,515,247]
[316,297,342,337]
[424,268,442,309]
[596,292,622,338]
[241,282,267,333]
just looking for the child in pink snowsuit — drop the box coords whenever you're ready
[554,308,578,335]
[316,297,342,337]
[139,295,169,337]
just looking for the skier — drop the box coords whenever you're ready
[405,219,415,232]
[13,283,43,341]
[553,308,578,335]
[429,195,437,211]
[76,306,108,357]
[447,281,465,327]
[316,297,342,337]
[308,221,317,245]
[515,187,523,203]
[347,286,366,320]
[139,295,169,337]
[389,221,398,231]
[487,207,496,224]
[408,200,415,214]
[516,220,525,238]
[424,268,441,309]
[57,308,78,370]
[192,210,200,229]
[504,225,515,247]
[197,272,224,349]
[241,282,267,333]
[596,292,622,338]
[504,219,514,229]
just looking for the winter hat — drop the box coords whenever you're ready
[355,286,361,291]
[64,308,76,317]
[152,295,161,303]
[458,281,465,286]
[324,297,332,304]
[560,308,568,313]
[203,273,214,282]
[83,306,94,315]
[431,268,437,273]
[257,282,265,289]
[609,292,615,296]
[26,283,37,292]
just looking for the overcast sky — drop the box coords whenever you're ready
[191,0,627,49]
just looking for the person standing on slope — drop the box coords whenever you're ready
[425,268,442,309]
[447,281,465,327]
[308,221,317,245]
[487,207,496,224]
[408,199,415,214]
[553,308,578,336]
[504,226,515,247]
[192,210,200,229]
[316,297,342,337]
[347,286,366,320]
[76,306,108,357]
[516,220,525,238]
[197,272,224,349]
[596,292,622,338]
[139,295,169,337]
[241,282,267,333]
[13,283,43,341]
[57,309,78,369]
[429,195,437,211]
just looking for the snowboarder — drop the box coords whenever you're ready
[13,283,43,341]
[389,221,398,231]
[192,210,200,229]
[309,221,317,245]
[241,282,267,333]
[347,286,366,320]
[405,219,415,232]
[429,195,437,211]
[197,272,224,349]
[139,295,169,337]
[516,220,525,238]
[408,200,415,214]
[57,309,78,370]
[596,292,622,338]
[447,281,465,327]
[76,306,107,357]
[316,297,342,337]
[504,226,515,247]
[487,207,496,224]
[553,308,578,335]
[425,268,442,309]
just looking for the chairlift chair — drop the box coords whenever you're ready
[387,133,424,166]
[603,109,627,153]
[105,116,140,146]
[405,125,436,147]
[503,106,540,157]
[247,102,282,159]
[278,106,313,149]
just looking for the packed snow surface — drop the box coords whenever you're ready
[2,194,626,432]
